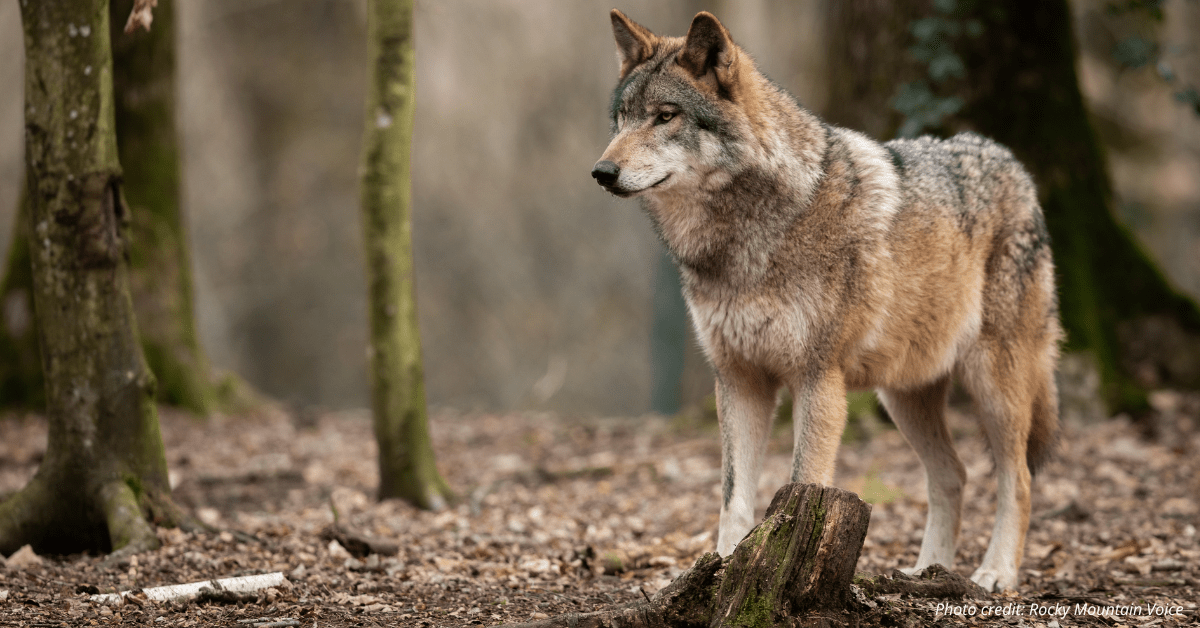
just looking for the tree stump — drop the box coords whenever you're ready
[509,483,872,628]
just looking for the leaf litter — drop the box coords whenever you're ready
[0,392,1197,626]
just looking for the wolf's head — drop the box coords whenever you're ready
[591,10,757,199]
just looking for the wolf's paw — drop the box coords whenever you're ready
[898,566,922,576]
[970,566,1016,593]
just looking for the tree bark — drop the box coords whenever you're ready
[826,0,1200,412]
[823,1,929,140]
[508,484,872,628]
[360,0,451,509]
[0,0,183,557]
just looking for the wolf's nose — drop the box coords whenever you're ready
[591,161,620,186]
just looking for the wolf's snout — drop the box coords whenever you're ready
[591,161,620,187]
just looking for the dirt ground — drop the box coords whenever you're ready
[1,393,1198,627]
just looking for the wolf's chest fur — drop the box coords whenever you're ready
[684,284,815,375]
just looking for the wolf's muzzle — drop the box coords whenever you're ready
[591,161,621,187]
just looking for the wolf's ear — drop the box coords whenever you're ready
[611,9,655,79]
[678,12,737,89]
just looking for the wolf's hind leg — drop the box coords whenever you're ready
[958,345,1040,592]
[877,377,965,573]
[715,375,779,557]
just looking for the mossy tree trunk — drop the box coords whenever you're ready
[0,187,42,409]
[109,0,227,415]
[827,0,1200,412]
[0,0,184,557]
[0,0,253,416]
[360,0,451,509]
[957,0,1200,410]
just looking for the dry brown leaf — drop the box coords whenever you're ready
[123,0,157,34]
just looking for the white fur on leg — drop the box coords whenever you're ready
[907,463,964,572]
[898,489,961,576]
[876,383,965,576]
[713,381,776,557]
[717,492,756,556]
[971,466,1029,591]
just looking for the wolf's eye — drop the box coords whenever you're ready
[655,111,676,124]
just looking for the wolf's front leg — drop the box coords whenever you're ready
[789,370,848,487]
[714,375,779,557]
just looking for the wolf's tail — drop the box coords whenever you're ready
[1026,367,1059,475]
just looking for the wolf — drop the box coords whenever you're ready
[590,10,1061,592]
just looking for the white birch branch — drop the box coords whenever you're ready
[90,572,288,605]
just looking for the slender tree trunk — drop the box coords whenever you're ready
[827,0,1200,412]
[0,0,184,557]
[361,0,451,509]
[650,247,687,415]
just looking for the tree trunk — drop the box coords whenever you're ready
[508,484,873,628]
[0,187,41,409]
[109,0,229,415]
[956,0,1200,410]
[360,0,451,509]
[0,0,256,416]
[650,246,688,415]
[0,0,184,557]
[826,0,1200,412]
[823,1,928,140]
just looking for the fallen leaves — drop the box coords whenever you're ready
[123,0,157,34]
[3,544,42,569]
[0,396,1197,626]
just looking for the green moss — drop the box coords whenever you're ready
[853,573,878,586]
[728,591,774,628]
[124,474,145,500]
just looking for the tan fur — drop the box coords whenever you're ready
[593,10,1061,592]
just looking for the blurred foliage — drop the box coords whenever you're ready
[891,0,982,138]
[1106,0,1200,116]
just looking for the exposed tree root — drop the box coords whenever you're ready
[855,565,991,599]
[0,476,53,556]
[100,480,161,562]
[319,524,400,557]
[0,473,203,560]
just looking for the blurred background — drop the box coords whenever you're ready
[0,0,1197,416]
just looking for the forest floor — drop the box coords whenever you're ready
[1,393,1198,627]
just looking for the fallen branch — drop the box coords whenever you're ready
[90,572,288,605]
[318,524,399,558]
